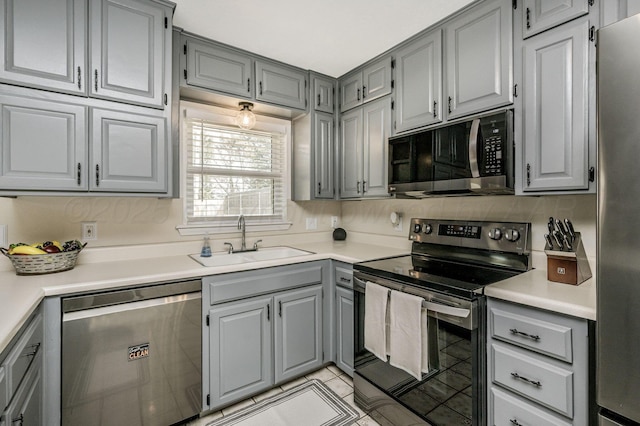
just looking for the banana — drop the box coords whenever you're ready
[10,245,47,255]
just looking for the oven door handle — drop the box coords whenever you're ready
[423,300,470,318]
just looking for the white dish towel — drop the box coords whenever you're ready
[389,290,429,380]
[364,281,389,361]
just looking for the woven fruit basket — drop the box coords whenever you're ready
[1,243,86,275]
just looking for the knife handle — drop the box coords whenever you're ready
[565,218,575,239]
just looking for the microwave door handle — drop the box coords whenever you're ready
[423,300,470,318]
[468,118,481,178]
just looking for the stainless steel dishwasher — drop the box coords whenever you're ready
[61,279,202,426]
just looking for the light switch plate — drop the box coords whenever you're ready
[0,224,7,247]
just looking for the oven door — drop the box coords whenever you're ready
[353,272,486,426]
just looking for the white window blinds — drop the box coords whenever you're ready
[184,112,287,226]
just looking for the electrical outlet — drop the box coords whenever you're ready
[306,218,317,230]
[82,222,97,240]
[0,224,6,247]
[331,216,339,229]
[393,216,403,232]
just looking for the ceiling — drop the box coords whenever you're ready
[172,0,476,78]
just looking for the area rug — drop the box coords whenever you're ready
[207,379,359,426]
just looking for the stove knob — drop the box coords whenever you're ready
[505,229,520,242]
[423,224,433,234]
[413,223,422,233]
[488,228,502,240]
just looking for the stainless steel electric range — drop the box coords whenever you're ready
[353,218,532,426]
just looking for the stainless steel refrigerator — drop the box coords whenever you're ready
[597,14,640,426]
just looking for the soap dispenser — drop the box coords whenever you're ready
[200,234,212,257]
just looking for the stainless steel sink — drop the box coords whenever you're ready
[189,246,314,267]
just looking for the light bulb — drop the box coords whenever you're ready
[236,102,256,130]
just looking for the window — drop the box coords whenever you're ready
[178,103,291,234]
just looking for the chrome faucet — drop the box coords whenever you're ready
[238,215,246,251]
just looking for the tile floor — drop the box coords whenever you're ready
[186,364,379,426]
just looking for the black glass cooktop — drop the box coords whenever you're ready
[355,254,522,299]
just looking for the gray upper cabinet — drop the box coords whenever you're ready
[600,0,640,27]
[444,0,513,120]
[90,0,167,108]
[274,285,323,384]
[0,0,86,95]
[185,37,252,99]
[522,0,589,38]
[339,97,391,199]
[91,108,167,192]
[394,29,443,133]
[255,60,307,110]
[520,17,593,192]
[314,113,335,199]
[0,93,87,191]
[313,74,335,113]
[339,56,392,113]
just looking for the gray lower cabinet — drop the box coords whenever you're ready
[393,29,442,133]
[339,97,391,199]
[204,262,326,411]
[444,0,512,120]
[0,308,43,426]
[0,88,169,194]
[518,15,595,193]
[522,0,589,38]
[0,0,172,109]
[487,298,591,426]
[255,60,307,110]
[184,37,253,99]
[334,263,353,377]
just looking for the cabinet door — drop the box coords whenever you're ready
[185,38,252,99]
[0,0,86,94]
[314,113,334,199]
[600,0,640,27]
[361,56,392,104]
[274,285,323,384]
[339,107,363,198]
[523,0,589,38]
[91,108,167,193]
[339,72,363,113]
[335,286,354,376]
[313,75,334,113]
[394,30,442,133]
[362,98,391,198]
[255,60,306,110]
[0,94,87,191]
[445,0,512,119]
[90,0,166,108]
[3,360,42,426]
[522,18,590,191]
[209,297,273,408]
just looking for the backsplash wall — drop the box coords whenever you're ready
[0,194,596,257]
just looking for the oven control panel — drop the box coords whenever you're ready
[409,218,531,255]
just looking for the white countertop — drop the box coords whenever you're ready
[0,240,597,354]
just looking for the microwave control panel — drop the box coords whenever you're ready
[481,123,505,176]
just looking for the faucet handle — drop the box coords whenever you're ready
[253,240,263,250]
[223,242,234,254]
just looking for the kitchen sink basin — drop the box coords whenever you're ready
[189,246,314,267]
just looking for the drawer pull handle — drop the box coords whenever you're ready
[20,342,40,358]
[510,372,541,387]
[510,419,523,426]
[340,277,351,283]
[509,328,540,341]
[12,413,24,425]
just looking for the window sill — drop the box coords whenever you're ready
[176,222,293,236]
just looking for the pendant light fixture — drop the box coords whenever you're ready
[236,102,256,130]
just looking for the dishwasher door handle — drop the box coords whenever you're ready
[63,291,202,321]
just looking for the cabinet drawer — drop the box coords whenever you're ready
[490,301,574,362]
[491,343,573,418]
[491,386,572,426]
[2,313,42,402]
[335,266,353,289]
[207,263,323,304]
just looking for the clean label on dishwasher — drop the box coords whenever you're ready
[128,343,150,361]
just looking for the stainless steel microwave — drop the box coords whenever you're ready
[388,109,514,197]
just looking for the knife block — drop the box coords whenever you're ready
[544,232,592,285]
